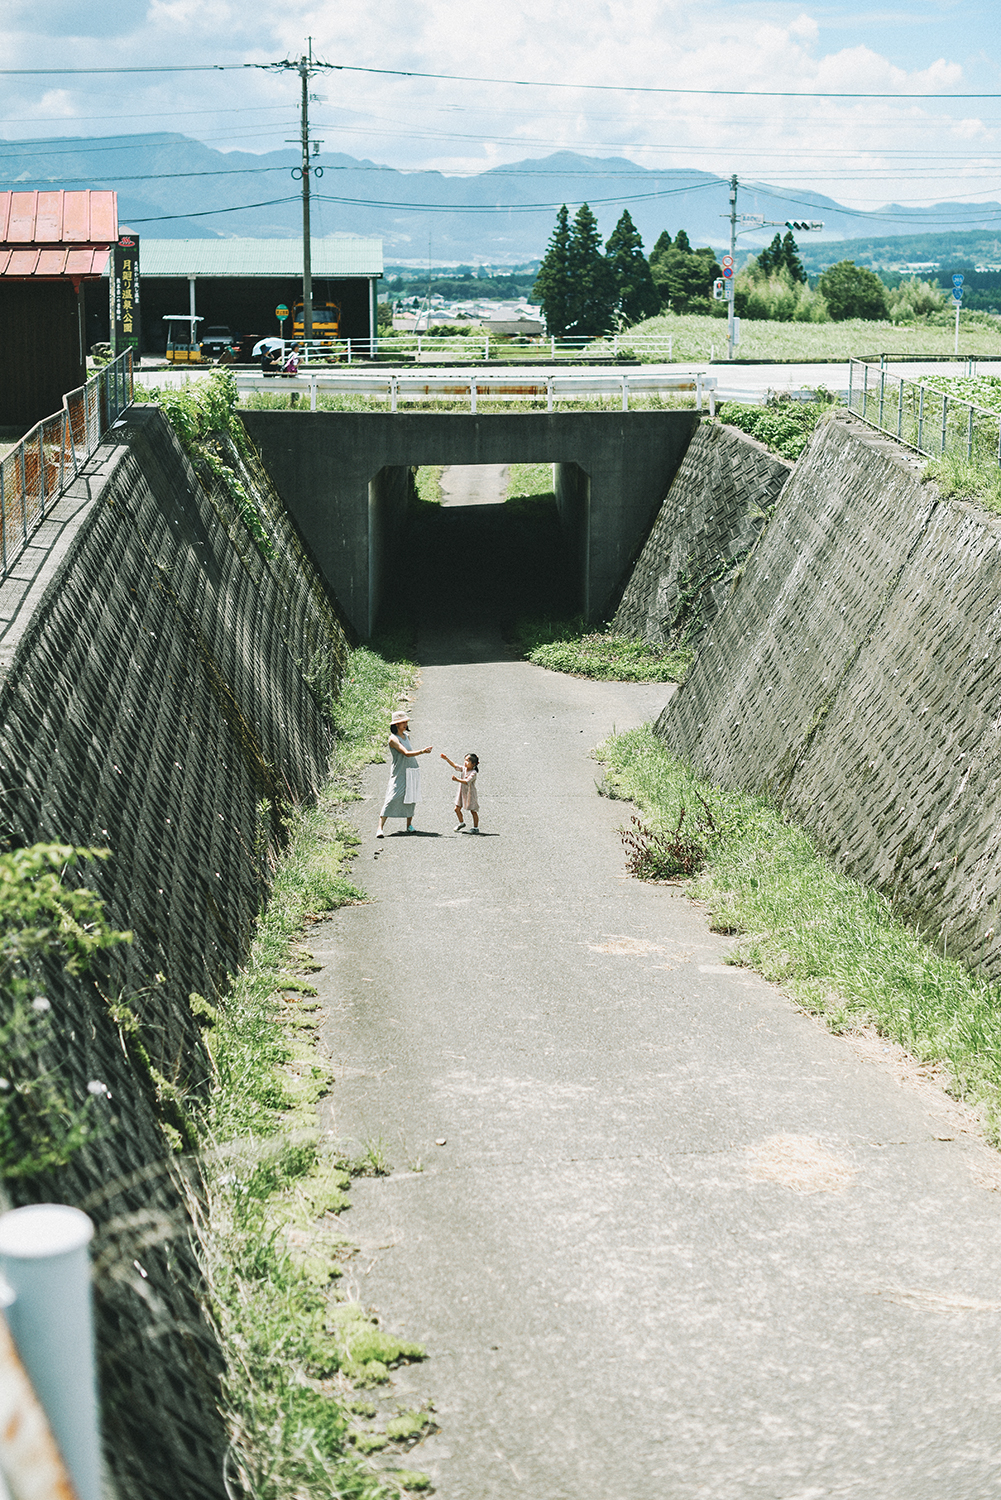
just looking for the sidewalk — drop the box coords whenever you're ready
[313,629,1001,1499]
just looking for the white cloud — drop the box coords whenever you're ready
[0,0,998,214]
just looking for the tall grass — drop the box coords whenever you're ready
[617,311,1001,362]
[599,726,1001,1134]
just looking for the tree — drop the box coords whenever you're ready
[649,229,721,312]
[533,205,574,337]
[565,203,616,337]
[817,260,888,321]
[757,234,782,278]
[605,210,660,326]
[781,230,806,284]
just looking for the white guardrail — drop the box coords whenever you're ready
[231,369,717,414]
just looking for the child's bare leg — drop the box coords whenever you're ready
[454,804,464,825]
[471,810,479,828]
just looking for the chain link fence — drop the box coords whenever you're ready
[0,350,133,580]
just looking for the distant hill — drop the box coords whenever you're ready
[3,134,1001,265]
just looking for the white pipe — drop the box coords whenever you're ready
[0,1205,99,1500]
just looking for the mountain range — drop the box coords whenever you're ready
[3,133,1001,265]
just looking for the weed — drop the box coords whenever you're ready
[599,724,1001,1135]
[620,801,719,879]
[384,1408,437,1444]
[387,1472,434,1493]
[353,1138,392,1177]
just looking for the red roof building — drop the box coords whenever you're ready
[0,190,118,429]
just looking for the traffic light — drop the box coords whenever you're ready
[712,278,725,300]
[785,220,824,232]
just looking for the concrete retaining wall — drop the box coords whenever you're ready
[657,413,1001,977]
[0,405,350,1499]
[613,421,791,645]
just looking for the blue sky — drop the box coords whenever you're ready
[1,0,1000,218]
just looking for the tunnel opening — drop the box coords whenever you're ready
[375,462,582,655]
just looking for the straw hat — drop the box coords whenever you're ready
[390,709,410,725]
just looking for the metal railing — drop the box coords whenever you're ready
[847,357,1001,467]
[234,367,716,414]
[256,333,679,366]
[0,350,133,582]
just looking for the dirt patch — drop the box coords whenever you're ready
[746,1133,856,1194]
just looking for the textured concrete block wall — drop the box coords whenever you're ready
[0,406,350,1499]
[657,414,1001,977]
[613,421,791,644]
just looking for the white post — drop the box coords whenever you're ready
[0,1205,100,1500]
[955,300,961,357]
[347,339,352,366]
[547,376,554,413]
[470,380,477,414]
[310,374,317,412]
[188,275,197,355]
[621,375,628,412]
[390,376,398,413]
[669,335,673,363]
[485,336,490,360]
[551,336,556,359]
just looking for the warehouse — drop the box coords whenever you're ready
[85,236,383,353]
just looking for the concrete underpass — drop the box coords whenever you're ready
[241,408,700,636]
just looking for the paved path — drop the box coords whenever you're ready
[314,632,1001,1499]
[439,464,509,506]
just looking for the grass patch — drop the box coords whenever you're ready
[598,725,1001,1135]
[507,462,553,500]
[191,644,421,1500]
[412,466,444,506]
[612,310,1001,362]
[716,391,838,461]
[514,617,692,681]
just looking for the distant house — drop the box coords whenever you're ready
[0,190,117,430]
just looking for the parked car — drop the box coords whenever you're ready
[199,325,237,357]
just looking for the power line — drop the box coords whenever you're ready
[1,58,1000,100]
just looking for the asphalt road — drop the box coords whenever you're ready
[313,630,1001,1499]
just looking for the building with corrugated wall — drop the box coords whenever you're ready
[85,236,383,353]
[0,190,117,431]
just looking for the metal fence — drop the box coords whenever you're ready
[234,367,716,414]
[0,350,133,581]
[262,333,679,366]
[847,357,1001,467]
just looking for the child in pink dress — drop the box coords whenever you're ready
[441,752,480,832]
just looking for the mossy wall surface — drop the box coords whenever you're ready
[0,406,350,1499]
[657,414,1001,976]
[613,421,791,645]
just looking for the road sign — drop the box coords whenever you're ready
[276,303,290,318]
[721,255,734,269]
[952,275,964,287]
[722,266,734,279]
[952,287,964,301]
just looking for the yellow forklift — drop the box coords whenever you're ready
[163,313,203,363]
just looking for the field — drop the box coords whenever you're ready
[613,312,1001,363]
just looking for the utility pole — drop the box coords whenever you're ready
[260,41,326,346]
[727,174,738,363]
[299,51,314,342]
[722,174,824,361]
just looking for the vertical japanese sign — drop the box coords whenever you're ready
[111,235,141,358]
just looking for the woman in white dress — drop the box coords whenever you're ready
[377,709,432,836]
